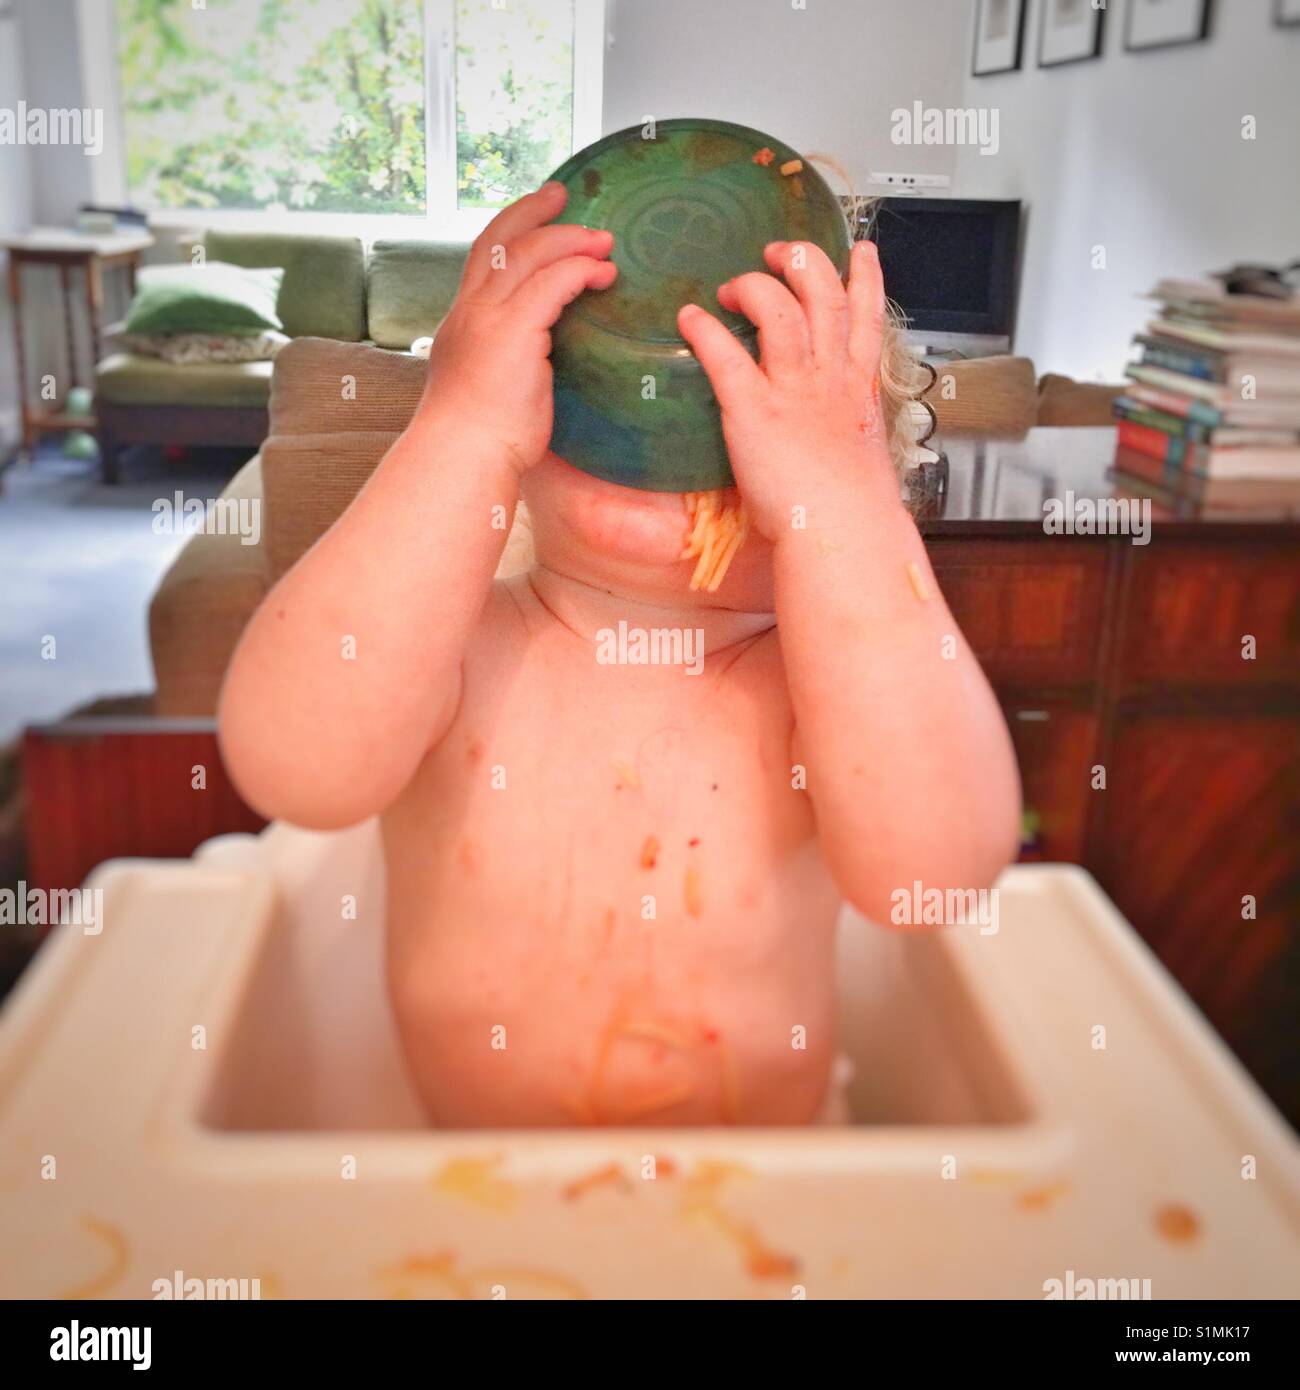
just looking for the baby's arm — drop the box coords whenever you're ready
[678,241,1020,923]
[218,185,616,828]
[772,474,1021,924]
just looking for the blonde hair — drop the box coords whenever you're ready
[807,155,932,480]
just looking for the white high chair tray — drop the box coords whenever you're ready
[0,822,1296,1299]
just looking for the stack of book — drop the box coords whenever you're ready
[1112,278,1300,514]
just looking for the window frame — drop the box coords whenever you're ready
[91,0,606,238]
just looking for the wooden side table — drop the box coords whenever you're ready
[3,227,154,464]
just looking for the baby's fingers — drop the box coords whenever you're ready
[678,304,764,409]
[477,224,614,302]
[717,272,809,377]
[763,241,848,361]
[847,239,886,376]
[509,254,618,330]
[461,181,567,294]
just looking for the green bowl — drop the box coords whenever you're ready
[547,118,851,492]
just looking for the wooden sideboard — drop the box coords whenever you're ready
[922,428,1300,1127]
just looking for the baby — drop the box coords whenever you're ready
[218,181,1021,1128]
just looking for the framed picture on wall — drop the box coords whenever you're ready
[1125,0,1212,53]
[1039,0,1106,67]
[1276,0,1300,29]
[972,0,1028,75]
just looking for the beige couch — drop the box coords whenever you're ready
[148,341,1118,715]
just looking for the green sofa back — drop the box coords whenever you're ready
[366,239,469,350]
[202,230,367,342]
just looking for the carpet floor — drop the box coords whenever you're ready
[0,443,252,743]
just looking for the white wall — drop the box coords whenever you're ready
[0,2,34,450]
[17,0,94,225]
[604,0,970,191]
[953,0,1300,379]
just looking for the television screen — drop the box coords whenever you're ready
[865,197,1022,340]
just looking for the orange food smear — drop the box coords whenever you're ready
[684,865,703,917]
[752,147,775,166]
[380,1251,471,1300]
[562,1162,629,1201]
[1155,1204,1201,1244]
[779,158,803,176]
[430,1156,518,1213]
[1017,1179,1071,1212]
[680,1162,797,1281]
[968,1169,1025,1187]
[622,1019,693,1050]
[905,559,929,603]
[618,1082,697,1119]
[639,834,660,870]
[59,1216,129,1300]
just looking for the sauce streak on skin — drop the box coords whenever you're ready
[684,865,703,917]
[1155,1204,1201,1244]
[612,759,640,789]
[639,835,660,870]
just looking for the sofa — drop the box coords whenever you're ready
[147,339,1121,716]
[93,232,470,482]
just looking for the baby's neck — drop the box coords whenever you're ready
[526,563,776,656]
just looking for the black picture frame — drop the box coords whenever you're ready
[1038,0,1106,68]
[1124,0,1212,53]
[1276,0,1300,29]
[972,0,1028,76]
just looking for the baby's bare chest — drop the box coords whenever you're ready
[381,630,829,958]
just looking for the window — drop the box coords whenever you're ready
[109,0,604,227]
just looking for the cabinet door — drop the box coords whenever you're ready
[1091,713,1300,1126]
[927,538,1108,690]
[1117,541,1300,694]
[1005,703,1098,863]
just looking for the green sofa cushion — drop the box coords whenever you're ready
[96,353,273,408]
[366,239,469,350]
[123,262,284,336]
[202,230,367,341]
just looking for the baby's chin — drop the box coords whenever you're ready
[523,452,774,609]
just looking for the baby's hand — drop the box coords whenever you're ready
[422,181,617,474]
[677,240,894,538]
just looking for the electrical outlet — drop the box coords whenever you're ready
[866,172,952,190]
